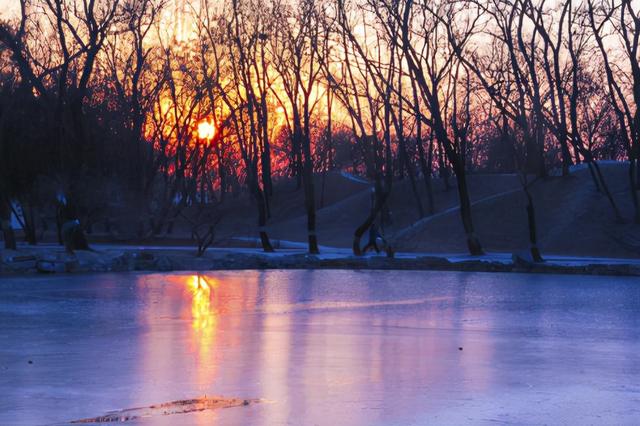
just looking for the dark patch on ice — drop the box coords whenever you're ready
[70,396,259,423]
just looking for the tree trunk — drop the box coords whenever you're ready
[215,145,227,203]
[320,168,327,209]
[417,135,435,215]
[1,219,16,250]
[437,142,451,191]
[18,198,37,245]
[251,171,274,252]
[523,183,543,262]
[400,137,424,219]
[261,148,273,197]
[559,134,573,177]
[0,198,16,250]
[591,161,623,221]
[299,113,319,254]
[302,164,319,254]
[454,163,484,255]
[411,81,434,215]
[58,199,90,253]
[292,135,303,190]
[586,162,602,192]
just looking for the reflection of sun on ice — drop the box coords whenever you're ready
[197,120,215,141]
[186,274,219,394]
[188,275,218,362]
[188,275,217,333]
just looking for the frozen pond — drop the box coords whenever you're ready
[0,270,639,425]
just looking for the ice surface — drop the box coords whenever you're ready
[0,270,639,425]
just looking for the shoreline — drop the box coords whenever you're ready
[2,245,639,277]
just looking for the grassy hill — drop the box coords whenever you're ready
[223,163,639,259]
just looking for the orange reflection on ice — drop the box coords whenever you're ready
[187,275,218,360]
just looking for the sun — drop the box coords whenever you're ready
[197,120,215,141]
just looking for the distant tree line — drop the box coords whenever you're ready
[0,0,638,258]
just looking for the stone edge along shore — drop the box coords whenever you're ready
[1,249,639,277]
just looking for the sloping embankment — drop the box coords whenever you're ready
[2,246,639,277]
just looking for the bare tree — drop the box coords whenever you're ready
[220,0,276,251]
[588,0,640,223]
[395,0,485,254]
[270,0,325,253]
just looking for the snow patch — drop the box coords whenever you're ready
[340,171,371,185]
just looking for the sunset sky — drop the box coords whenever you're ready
[0,1,18,16]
